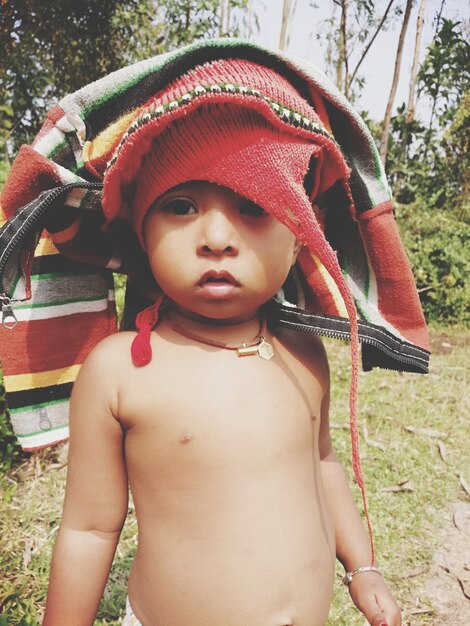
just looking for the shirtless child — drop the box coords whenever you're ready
[43,58,402,626]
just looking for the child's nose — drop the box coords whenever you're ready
[197,210,238,256]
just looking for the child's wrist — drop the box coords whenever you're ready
[342,565,382,586]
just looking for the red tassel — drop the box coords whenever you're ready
[130,295,164,366]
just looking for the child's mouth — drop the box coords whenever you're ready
[197,270,240,286]
[197,271,240,298]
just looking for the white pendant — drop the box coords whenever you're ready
[257,338,274,360]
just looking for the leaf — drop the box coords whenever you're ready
[460,474,470,498]
[404,425,447,438]
[437,440,447,461]
[442,566,470,601]
[453,503,470,531]
[407,607,434,615]
[400,565,429,579]
[381,479,414,493]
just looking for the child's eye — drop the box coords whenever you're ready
[240,200,267,217]
[160,198,197,215]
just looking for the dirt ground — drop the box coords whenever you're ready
[415,333,470,625]
[420,500,470,625]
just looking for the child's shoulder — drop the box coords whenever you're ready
[273,325,329,383]
[68,331,138,417]
[76,331,137,385]
[85,329,135,359]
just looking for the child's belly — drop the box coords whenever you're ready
[122,337,333,624]
[127,465,335,625]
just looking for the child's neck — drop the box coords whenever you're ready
[164,304,265,345]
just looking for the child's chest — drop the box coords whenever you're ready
[120,339,324,483]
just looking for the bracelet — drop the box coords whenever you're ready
[342,565,382,586]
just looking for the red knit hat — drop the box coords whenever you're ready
[103,58,350,238]
[102,57,357,377]
[102,58,357,364]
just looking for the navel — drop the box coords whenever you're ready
[179,431,194,444]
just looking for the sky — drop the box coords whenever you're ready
[248,0,467,121]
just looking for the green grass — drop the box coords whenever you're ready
[0,328,468,625]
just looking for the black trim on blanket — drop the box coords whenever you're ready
[31,255,102,276]
[0,182,103,296]
[267,301,430,374]
[7,382,73,411]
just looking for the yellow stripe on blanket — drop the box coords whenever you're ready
[309,251,348,318]
[84,110,138,162]
[36,236,59,257]
[5,364,81,392]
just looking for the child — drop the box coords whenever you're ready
[41,56,404,626]
[0,39,430,626]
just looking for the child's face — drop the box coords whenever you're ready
[143,181,300,323]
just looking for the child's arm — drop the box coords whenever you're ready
[317,347,402,626]
[43,338,129,626]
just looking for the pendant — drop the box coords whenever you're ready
[235,338,274,360]
[236,344,259,357]
[257,338,274,360]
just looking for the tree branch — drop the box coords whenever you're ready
[348,0,396,91]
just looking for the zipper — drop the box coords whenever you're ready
[0,182,103,296]
[269,303,430,374]
[0,294,18,329]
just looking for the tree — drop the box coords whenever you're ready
[347,0,396,95]
[406,0,427,124]
[279,0,291,50]
[336,0,349,94]
[278,0,299,51]
[416,18,470,212]
[0,0,251,158]
[320,0,399,102]
[379,0,413,165]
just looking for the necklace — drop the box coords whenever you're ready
[171,317,274,360]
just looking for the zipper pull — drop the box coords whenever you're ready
[1,295,18,330]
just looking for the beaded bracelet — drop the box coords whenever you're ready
[342,565,382,586]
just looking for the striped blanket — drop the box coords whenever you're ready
[0,38,429,450]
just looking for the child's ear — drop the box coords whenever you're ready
[291,239,303,266]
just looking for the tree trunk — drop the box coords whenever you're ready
[427,0,446,136]
[246,0,253,38]
[219,0,226,37]
[285,0,298,49]
[379,0,413,166]
[406,0,427,124]
[226,2,231,33]
[336,0,348,94]
[279,0,290,50]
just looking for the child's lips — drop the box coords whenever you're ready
[196,270,241,298]
[197,270,240,287]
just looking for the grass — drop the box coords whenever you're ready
[0,327,468,625]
